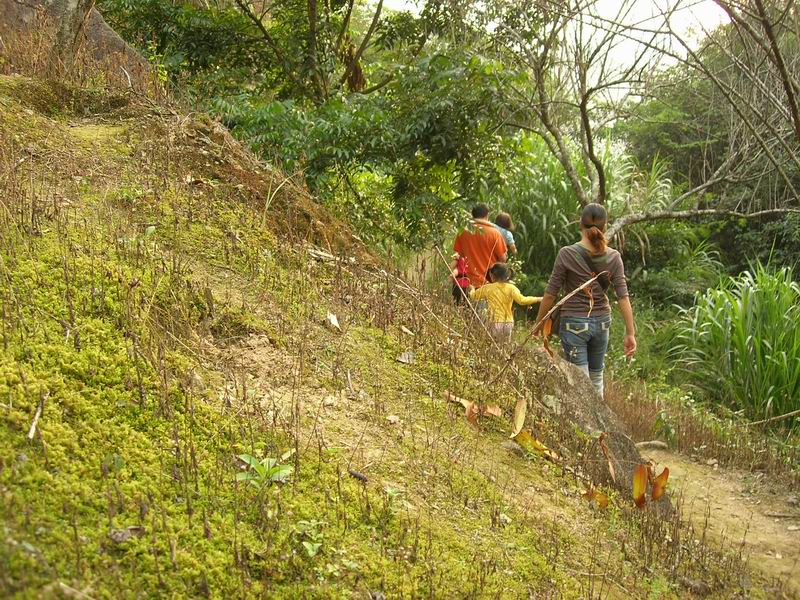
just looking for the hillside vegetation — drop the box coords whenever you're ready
[0,76,778,598]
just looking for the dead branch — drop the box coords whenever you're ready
[607,207,800,238]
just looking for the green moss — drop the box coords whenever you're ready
[0,75,763,599]
[0,75,61,116]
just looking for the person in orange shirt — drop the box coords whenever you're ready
[453,204,507,289]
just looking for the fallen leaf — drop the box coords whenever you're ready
[598,433,616,483]
[443,390,471,410]
[396,351,415,364]
[465,401,479,426]
[651,467,669,501]
[582,485,609,509]
[325,312,341,331]
[481,404,503,418]
[400,326,414,336]
[443,391,484,426]
[632,464,648,508]
[514,431,559,461]
[511,398,526,437]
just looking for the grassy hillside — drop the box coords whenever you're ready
[0,76,774,598]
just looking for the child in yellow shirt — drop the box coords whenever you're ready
[470,263,542,343]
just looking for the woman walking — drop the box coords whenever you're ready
[533,204,636,398]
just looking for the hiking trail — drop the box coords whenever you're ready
[645,448,800,597]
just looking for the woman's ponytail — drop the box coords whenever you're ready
[585,225,606,253]
[580,203,608,253]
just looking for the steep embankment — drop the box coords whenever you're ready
[0,76,782,598]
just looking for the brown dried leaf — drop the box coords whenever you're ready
[632,464,649,509]
[481,404,503,418]
[465,401,479,426]
[651,467,669,501]
[598,432,616,483]
[511,398,526,437]
[443,390,471,410]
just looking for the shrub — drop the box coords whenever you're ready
[672,262,800,427]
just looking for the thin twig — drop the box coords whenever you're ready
[28,391,48,441]
[746,407,800,427]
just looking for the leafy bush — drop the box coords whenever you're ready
[716,214,800,276]
[673,262,800,426]
[624,223,724,306]
[99,0,266,90]
[491,135,580,282]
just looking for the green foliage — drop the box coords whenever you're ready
[491,134,579,283]
[618,21,800,210]
[211,50,511,248]
[491,134,648,289]
[617,69,726,189]
[99,0,267,93]
[623,222,724,306]
[606,302,680,382]
[673,262,800,426]
[236,453,295,487]
[716,214,800,276]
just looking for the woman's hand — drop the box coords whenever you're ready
[624,334,637,358]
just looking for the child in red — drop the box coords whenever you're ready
[451,254,470,305]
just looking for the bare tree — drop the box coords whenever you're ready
[485,0,800,236]
[602,0,800,236]
[233,0,392,103]
[486,0,670,206]
[48,0,96,74]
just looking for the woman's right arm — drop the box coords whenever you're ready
[618,296,637,357]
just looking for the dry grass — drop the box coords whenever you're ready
[0,9,155,93]
[606,378,800,491]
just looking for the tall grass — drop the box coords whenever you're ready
[672,262,800,426]
[494,134,669,287]
[495,136,580,281]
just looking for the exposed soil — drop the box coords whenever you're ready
[645,448,800,598]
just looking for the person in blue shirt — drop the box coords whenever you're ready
[493,212,517,255]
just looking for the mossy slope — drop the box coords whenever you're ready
[0,76,771,599]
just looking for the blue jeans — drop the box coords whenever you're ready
[560,314,611,397]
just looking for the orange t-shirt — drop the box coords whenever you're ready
[453,220,507,287]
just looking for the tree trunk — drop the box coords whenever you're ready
[48,0,96,75]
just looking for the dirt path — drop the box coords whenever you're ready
[644,449,800,597]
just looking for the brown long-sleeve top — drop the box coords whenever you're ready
[544,243,629,317]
